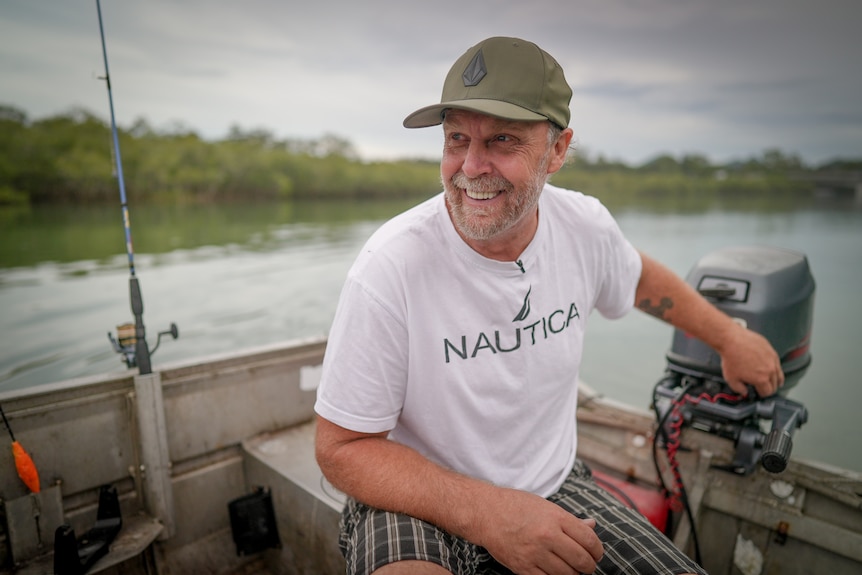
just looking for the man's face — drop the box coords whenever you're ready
[441,110,567,246]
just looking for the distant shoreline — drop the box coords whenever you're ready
[2,104,858,206]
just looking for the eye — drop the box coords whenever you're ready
[444,132,468,148]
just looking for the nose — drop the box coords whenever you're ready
[460,140,492,178]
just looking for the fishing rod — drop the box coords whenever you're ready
[97,0,177,373]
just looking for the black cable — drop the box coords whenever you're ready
[1,404,17,441]
[651,374,703,565]
[651,376,678,538]
[592,474,640,512]
[674,465,702,566]
[651,375,676,496]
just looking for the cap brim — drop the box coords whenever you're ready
[403,99,548,128]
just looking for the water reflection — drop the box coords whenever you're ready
[4,194,854,270]
[0,197,424,269]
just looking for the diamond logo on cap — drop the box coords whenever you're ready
[462,49,486,87]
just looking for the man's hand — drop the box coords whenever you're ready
[718,323,784,398]
[317,417,603,573]
[475,487,603,575]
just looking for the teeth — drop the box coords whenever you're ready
[466,189,501,200]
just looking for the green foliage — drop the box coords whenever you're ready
[0,104,856,206]
[0,105,443,205]
[554,146,817,208]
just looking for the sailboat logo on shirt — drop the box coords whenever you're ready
[441,286,581,364]
[513,286,532,322]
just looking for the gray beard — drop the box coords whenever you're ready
[443,167,548,242]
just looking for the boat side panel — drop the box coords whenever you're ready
[156,341,326,571]
[167,452,246,550]
[698,505,862,575]
[161,349,321,466]
[0,381,136,502]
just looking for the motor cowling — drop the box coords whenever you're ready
[666,245,815,390]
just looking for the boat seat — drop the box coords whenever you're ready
[241,419,346,574]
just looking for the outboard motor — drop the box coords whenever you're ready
[653,245,815,475]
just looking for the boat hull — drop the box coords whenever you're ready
[1,338,860,574]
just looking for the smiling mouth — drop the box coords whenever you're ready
[452,172,511,202]
[465,189,502,200]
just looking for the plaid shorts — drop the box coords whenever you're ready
[339,460,707,575]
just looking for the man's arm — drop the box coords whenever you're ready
[635,252,784,397]
[315,415,603,574]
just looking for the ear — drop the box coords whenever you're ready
[547,128,574,174]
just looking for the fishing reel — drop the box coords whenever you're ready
[653,372,808,475]
[108,321,179,370]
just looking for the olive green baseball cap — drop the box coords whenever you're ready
[403,36,572,129]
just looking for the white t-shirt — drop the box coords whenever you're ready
[314,184,642,497]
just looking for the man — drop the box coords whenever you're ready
[315,37,783,575]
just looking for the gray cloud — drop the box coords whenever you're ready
[2,0,860,164]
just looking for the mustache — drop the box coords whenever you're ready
[450,172,514,195]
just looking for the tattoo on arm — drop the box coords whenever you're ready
[638,297,674,321]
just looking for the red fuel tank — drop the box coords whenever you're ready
[592,469,670,532]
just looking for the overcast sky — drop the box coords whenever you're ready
[3,0,860,165]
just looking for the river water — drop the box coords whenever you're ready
[1,194,860,471]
